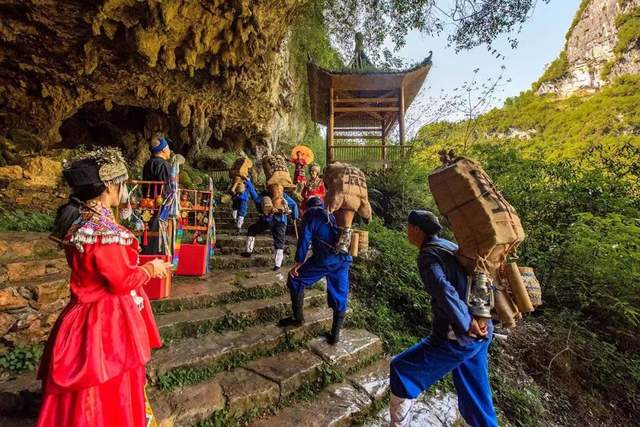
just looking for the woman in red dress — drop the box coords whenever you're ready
[301,164,326,213]
[37,148,168,427]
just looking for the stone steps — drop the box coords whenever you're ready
[209,253,293,270]
[156,289,324,341]
[151,268,291,314]
[149,307,334,382]
[151,329,384,427]
[215,234,283,249]
[249,357,391,427]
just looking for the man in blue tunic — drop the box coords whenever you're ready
[278,197,351,345]
[241,179,299,271]
[389,210,498,427]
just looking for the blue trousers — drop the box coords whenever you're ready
[390,335,498,427]
[288,260,351,312]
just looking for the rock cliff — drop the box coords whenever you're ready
[536,0,640,96]
[0,0,309,163]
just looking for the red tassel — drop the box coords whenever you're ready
[143,228,149,246]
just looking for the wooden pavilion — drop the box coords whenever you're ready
[307,52,432,166]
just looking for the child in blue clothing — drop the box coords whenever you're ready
[231,181,249,234]
[241,179,299,271]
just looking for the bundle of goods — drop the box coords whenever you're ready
[428,155,540,328]
[349,229,369,257]
[229,157,253,194]
[262,155,294,214]
[323,162,372,254]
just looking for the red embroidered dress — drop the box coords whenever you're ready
[301,177,326,213]
[37,207,161,427]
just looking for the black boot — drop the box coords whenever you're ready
[326,311,346,345]
[278,285,305,327]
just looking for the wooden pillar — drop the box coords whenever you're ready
[327,86,335,164]
[380,119,387,164]
[399,85,406,146]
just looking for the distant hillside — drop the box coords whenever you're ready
[415,74,640,163]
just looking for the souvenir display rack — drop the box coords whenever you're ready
[176,188,215,276]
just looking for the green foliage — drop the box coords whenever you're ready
[365,162,435,229]
[0,209,54,232]
[415,75,640,162]
[349,219,432,354]
[286,0,342,161]
[602,6,640,78]
[552,213,640,329]
[0,346,43,374]
[533,51,568,89]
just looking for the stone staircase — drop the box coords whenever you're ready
[0,230,392,427]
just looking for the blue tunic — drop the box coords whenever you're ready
[232,187,250,217]
[288,203,351,312]
[245,179,299,225]
[389,236,498,427]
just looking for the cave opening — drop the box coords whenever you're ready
[58,101,181,172]
[60,101,148,151]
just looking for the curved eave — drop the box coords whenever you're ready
[307,56,433,126]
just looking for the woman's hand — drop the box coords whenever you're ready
[143,258,172,278]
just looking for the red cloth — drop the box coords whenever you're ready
[301,179,326,213]
[37,212,161,427]
[293,159,307,184]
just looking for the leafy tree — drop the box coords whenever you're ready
[323,0,551,59]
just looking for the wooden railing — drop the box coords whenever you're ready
[332,144,412,166]
[209,169,231,186]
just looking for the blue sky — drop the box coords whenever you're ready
[390,0,581,130]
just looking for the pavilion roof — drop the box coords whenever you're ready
[307,54,432,127]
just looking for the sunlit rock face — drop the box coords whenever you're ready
[0,0,306,158]
[537,0,640,96]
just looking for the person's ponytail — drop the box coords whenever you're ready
[51,182,106,241]
[51,197,82,242]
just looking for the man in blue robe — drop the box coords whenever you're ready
[278,197,352,345]
[389,210,498,427]
[241,179,299,271]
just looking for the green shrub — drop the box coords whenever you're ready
[0,209,54,232]
[349,219,432,353]
[366,161,436,229]
[533,52,569,90]
[0,346,43,374]
[551,213,640,331]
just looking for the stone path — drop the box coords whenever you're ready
[365,391,463,427]
[0,205,392,426]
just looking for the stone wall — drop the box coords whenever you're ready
[537,0,640,96]
[0,157,67,214]
[0,234,69,361]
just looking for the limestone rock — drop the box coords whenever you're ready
[0,288,28,311]
[537,0,640,96]
[22,157,63,188]
[0,0,309,156]
[0,166,23,181]
[0,312,16,336]
[30,277,70,307]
